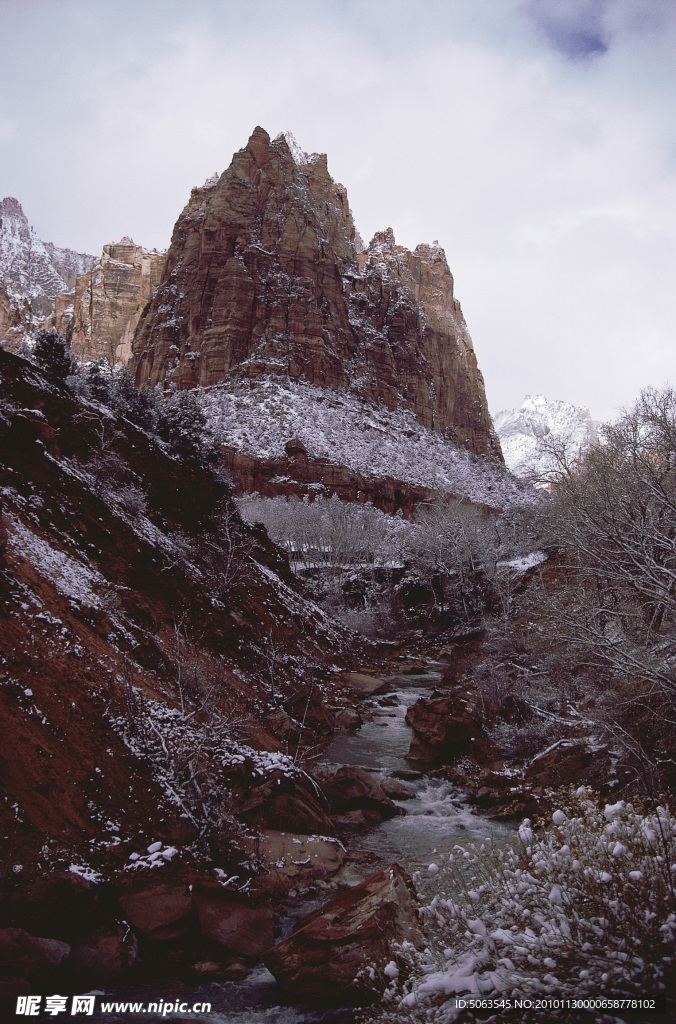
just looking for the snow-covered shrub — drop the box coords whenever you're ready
[382,790,675,1021]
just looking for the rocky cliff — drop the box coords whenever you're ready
[0,198,94,340]
[47,238,166,364]
[132,128,500,459]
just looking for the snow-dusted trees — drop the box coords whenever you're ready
[410,495,501,618]
[380,791,676,1018]
[542,387,676,785]
[238,493,407,567]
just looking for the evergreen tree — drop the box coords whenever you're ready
[110,368,156,431]
[157,388,207,461]
[33,329,73,380]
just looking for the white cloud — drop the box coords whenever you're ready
[1,0,675,421]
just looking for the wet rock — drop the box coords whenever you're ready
[190,957,251,980]
[239,770,334,835]
[525,739,611,790]
[391,768,424,781]
[0,928,70,984]
[242,830,346,896]
[192,881,273,960]
[406,688,485,766]
[117,880,193,941]
[69,922,139,982]
[263,863,423,1001]
[380,777,415,800]
[341,672,390,697]
[320,765,400,821]
[334,708,362,731]
[0,977,32,1016]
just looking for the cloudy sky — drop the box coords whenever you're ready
[1,0,675,420]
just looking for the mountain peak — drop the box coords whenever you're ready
[494,394,597,477]
[131,128,500,458]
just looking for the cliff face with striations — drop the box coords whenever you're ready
[47,238,166,364]
[132,128,500,458]
[0,197,95,348]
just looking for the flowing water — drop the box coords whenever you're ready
[98,668,510,1023]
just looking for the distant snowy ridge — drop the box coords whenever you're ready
[201,375,537,509]
[494,394,597,480]
[0,196,94,328]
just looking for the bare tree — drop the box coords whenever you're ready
[540,387,676,784]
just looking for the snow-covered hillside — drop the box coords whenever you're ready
[0,197,94,330]
[201,375,537,509]
[494,394,597,480]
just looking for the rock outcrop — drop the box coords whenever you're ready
[263,863,423,1001]
[47,238,166,364]
[0,281,32,350]
[131,128,500,458]
[0,197,94,330]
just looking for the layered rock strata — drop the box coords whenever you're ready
[0,197,93,316]
[132,128,500,458]
[47,238,166,364]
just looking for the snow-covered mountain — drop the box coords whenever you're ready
[494,394,598,480]
[0,197,94,343]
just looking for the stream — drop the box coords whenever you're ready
[99,668,510,1023]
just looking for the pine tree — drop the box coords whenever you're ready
[33,329,73,380]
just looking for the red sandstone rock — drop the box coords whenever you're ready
[192,881,273,959]
[0,928,70,983]
[69,923,139,981]
[320,765,400,822]
[131,128,501,460]
[117,881,193,941]
[406,688,485,764]
[263,863,423,1001]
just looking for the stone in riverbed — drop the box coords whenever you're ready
[380,776,415,800]
[320,765,400,821]
[192,880,274,960]
[69,922,140,981]
[263,863,423,1001]
[0,928,70,984]
[406,688,487,766]
[117,880,194,941]
[239,769,334,835]
[241,830,346,896]
[341,672,391,697]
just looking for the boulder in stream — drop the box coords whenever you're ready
[380,776,415,800]
[341,672,391,697]
[320,765,401,823]
[239,769,334,835]
[192,880,274,960]
[405,688,486,765]
[263,863,423,1001]
[241,830,347,896]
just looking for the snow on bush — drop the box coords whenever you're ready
[199,376,537,509]
[381,789,675,1021]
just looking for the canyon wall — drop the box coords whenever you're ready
[131,128,500,458]
[47,238,166,364]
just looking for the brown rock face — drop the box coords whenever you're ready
[406,688,485,765]
[192,881,273,959]
[263,863,423,1001]
[47,238,166,364]
[0,281,32,351]
[132,128,500,458]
